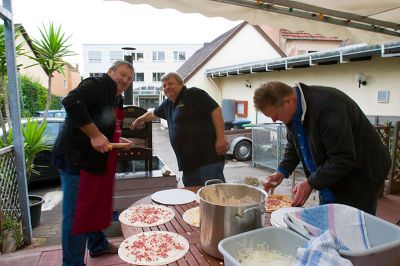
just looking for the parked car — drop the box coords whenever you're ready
[35,110,67,119]
[0,117,64,184]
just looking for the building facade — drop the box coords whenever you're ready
[82,43,202,109]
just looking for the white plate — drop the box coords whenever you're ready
[270,207,303,228]
[182,206,200,227]
[151,189,197,205]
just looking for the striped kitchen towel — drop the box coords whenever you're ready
[287,204,370,251]
[292,230,353,266]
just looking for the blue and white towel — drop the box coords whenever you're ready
[287,204,370,266]
[292,230,353,266]
[287,204,370,251]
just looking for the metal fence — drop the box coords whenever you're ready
[0,146,21,227]
[252,123,287,170]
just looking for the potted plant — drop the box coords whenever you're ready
[23,119,50,228]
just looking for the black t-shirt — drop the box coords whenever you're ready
[154,86,224,171]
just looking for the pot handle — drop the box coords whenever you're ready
[204,179,224,186]
[236,206,265,218]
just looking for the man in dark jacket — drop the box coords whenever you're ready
[130,72,227,186]
[253,81,391,214]
[53,60,134,266]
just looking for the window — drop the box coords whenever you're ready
[133,52,144,61]
[89,73,102,77]
[63,80,67,89]
[135,72,144,82]
[109,51,123,62]
[173,51,186,61]
[377,90,389,103]
[235,100,248,117]
[152,51,165,61]
[88,51,102,63]
[152,72,165,82]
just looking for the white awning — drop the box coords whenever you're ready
[114,0,400,44]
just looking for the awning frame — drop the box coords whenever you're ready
[212,0,400,37]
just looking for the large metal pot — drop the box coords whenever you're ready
[198,183,267,258]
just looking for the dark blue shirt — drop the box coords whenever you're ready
[154,86,224,171]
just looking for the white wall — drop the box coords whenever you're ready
[214,55,400,123]
[185,24,283,103]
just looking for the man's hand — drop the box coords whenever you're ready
[292,180,313,207]
[261,171,285,194]
[215,137,228,156]
[130,118,143,130]
[90,134,110,153]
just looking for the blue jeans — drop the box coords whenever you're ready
[61,170,110,266]
[182,161,225,187]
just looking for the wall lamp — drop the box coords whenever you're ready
[356,72,367,88]
[245,80,252,89]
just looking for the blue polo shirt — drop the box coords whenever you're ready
[154,86,224,171]
[278,87,335,203]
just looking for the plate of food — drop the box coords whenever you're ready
[119,204,175,227]
[118,231,189,265]
[182,206,200,227]
[265,194,292,212]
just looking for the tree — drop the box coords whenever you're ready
[25,22,74,119]
[0,25,24,144]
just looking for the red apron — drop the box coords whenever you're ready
[72,108,123,234]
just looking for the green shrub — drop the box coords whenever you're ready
[19,75,62,117]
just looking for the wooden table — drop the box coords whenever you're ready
[121,186,272,266]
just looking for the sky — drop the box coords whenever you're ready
[12,0,241,67]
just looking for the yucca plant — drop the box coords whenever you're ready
[1,119,50,180]
[25,22,74,119]
[21,119,50,179]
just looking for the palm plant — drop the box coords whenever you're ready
[0,25,24,144]
[26,22,74,119]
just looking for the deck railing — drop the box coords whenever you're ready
[0,146,21,232]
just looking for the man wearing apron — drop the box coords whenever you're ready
[52,60,134,265]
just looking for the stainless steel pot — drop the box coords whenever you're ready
[198,183,267,258]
